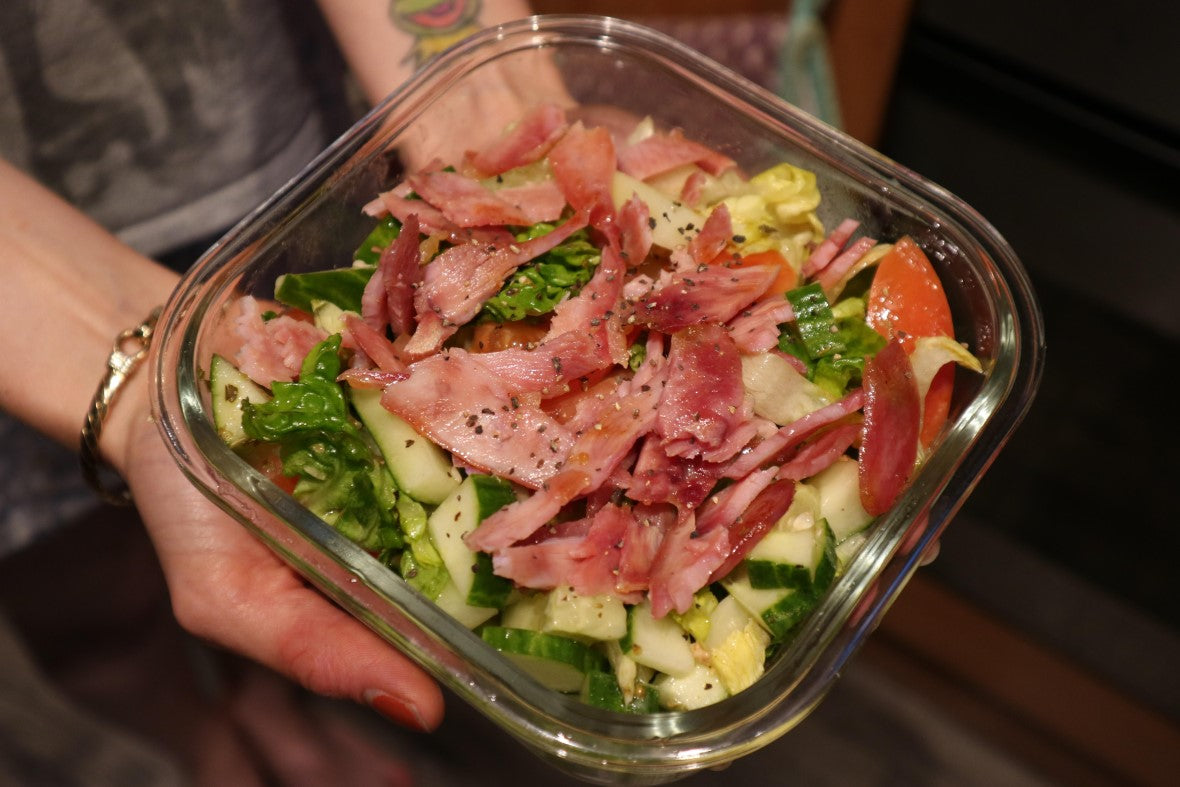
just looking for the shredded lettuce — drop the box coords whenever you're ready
[242,335,403,551]
[480,224,600,322]
[713,163,825,267]
[391,494,450,598]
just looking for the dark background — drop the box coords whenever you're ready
[879,0,1180,715]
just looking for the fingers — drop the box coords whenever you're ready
[127,422,444,731]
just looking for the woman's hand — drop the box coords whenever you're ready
[116,379,445,731]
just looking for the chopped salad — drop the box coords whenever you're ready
[210,105,981,712]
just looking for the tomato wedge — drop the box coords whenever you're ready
[470,320,548,352]
[866,237,954,448]
[712,248,798,298]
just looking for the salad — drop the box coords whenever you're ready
[209,105,981,713]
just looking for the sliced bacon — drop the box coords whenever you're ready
[615,503,675,594]
[815,235,878,299]
[475,329,613,397]
[727,296,795,353]
[469,103,568,176]
[776,421,860,481]
[232,296,327,386]
[658,323,750,462]
[616,193,653,270]
[492,504,634,598]
[725,388,866,479]
[342,313,409,378]
[465,467,589,553]
[367,189,515,248]
[801,218,859,279]
[560,359,667,492]
[686,204,732,265]
[706,478,797,584]
[359,265,388,332]
[617,128,736,181]
[647,511,729,618]
[630,436,724,510]
[406,170,565,228]
[466,356,667,553]
[546,236,629,366]
[629,263,777,333]
[337,368,407,389]
[546,122,616,228]
[376,214,423,336]
[406,211,590,355]
[696,467,780,535]
[859,338,920,516]
[379,349,574,490]
[680,169,707,207]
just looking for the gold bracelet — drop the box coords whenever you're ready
[79,306,163,506]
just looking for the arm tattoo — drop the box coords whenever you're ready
[389,0,484,67]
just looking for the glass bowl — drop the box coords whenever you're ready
[150,15,1044,785]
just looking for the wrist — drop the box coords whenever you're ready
[80,306,164,500]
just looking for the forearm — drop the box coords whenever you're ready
[315,0,534,105]
[0,159,178,462]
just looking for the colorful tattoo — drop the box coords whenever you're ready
[390,0,483,67]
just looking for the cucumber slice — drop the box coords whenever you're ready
[543,586,628,641]
[500,591,548,631]
[621,600,696,678]
[481,627,607,693]
[611,171,705,251]
[811,456,874,542]
[580,670,660,714]
[654,663,729,711]
[434,582,497,629]
[745,520,837,595]
[350,387,461,505]
[427,475,516,610]
[835,530,869,569]
[210,355,271,447]
[724,566,819,641]
[467,551,513,609]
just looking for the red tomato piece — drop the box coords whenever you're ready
[239,442,299,495]
[711,248,798,297]
[469,320,548,352]
[858,338,920,516]
[866,237,954,448]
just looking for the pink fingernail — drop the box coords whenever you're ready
[364,689,428,732]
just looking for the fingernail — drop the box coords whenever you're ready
[364,689,428,732]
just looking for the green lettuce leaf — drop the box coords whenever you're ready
[390,495,450,598]
[242,335,403,551]
[480,224,600,322]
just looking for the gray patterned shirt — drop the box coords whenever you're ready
[0,0,355,554]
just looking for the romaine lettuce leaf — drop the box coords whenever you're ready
[242,335,403,551]
[480,224,600,322]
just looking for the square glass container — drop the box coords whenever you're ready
[150,15,1044,784]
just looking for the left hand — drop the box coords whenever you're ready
[115,380,445,732]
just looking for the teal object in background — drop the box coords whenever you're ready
[778,0,844,130]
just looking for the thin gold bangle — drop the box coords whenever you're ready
[79,306,163,506]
